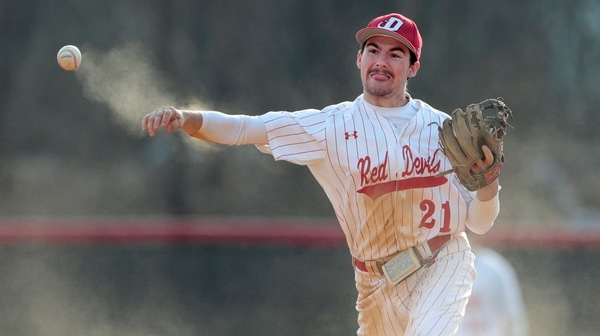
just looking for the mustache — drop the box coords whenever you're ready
[368,68,393,76]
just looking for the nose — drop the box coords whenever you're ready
[373,54,388,68]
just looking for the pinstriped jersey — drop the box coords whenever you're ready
[258,95,475,261]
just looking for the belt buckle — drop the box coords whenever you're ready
[382,247,422,286]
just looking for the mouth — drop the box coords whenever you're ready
[368,69,392,81]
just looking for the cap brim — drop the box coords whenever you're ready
[355,28,416,56]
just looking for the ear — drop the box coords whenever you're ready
[356,49,362,69]
[408,61,421,78]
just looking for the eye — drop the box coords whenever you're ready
[390,51,404,59]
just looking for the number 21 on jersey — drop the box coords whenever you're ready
[419,200,451,233]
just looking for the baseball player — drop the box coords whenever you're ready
[456,237,529,336]
[142,12,500,335]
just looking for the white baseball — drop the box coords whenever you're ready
[57,45,82,71]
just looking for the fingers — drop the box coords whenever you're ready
[481,145,494,165]
[471,145,494,174]
[141,106,181,137]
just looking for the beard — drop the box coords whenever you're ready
[364,83,394,97]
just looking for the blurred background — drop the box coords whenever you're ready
[1,0,599,335]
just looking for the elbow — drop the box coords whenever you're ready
[466,221,494,235]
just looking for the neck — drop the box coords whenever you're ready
[363,92,409,108]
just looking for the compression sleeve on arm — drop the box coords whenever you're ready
[465,192,500,235]
[193,111,268,145]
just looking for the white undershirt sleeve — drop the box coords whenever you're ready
[465,192,500,234]
[193,111,268,145]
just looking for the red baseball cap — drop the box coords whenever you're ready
[355,13,423,61]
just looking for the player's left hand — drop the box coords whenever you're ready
[436,98,512,192]
[472,145,499,200]
[470,145,494,175]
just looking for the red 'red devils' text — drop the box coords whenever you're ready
[401,145,442,177]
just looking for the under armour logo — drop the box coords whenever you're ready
[377,17,404,32]
[345,131,358,140]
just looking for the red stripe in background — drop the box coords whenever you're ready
[0,218,346,247]
[0,218,597,249]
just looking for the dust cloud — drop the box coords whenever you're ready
[74,43,207,140]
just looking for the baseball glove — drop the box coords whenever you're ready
[435,98,513,191]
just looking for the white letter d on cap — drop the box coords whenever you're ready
[378,17,404,32]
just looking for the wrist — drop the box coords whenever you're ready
[476,179,499,201]
[182,111,204,136]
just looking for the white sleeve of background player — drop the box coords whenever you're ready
[465,190,500,234]
[195,111,268,145]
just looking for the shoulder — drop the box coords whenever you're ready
[260,95,362,124]
[413,98,450,119]
[321,99,356,115]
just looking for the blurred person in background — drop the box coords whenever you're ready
[456,233,529,336]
